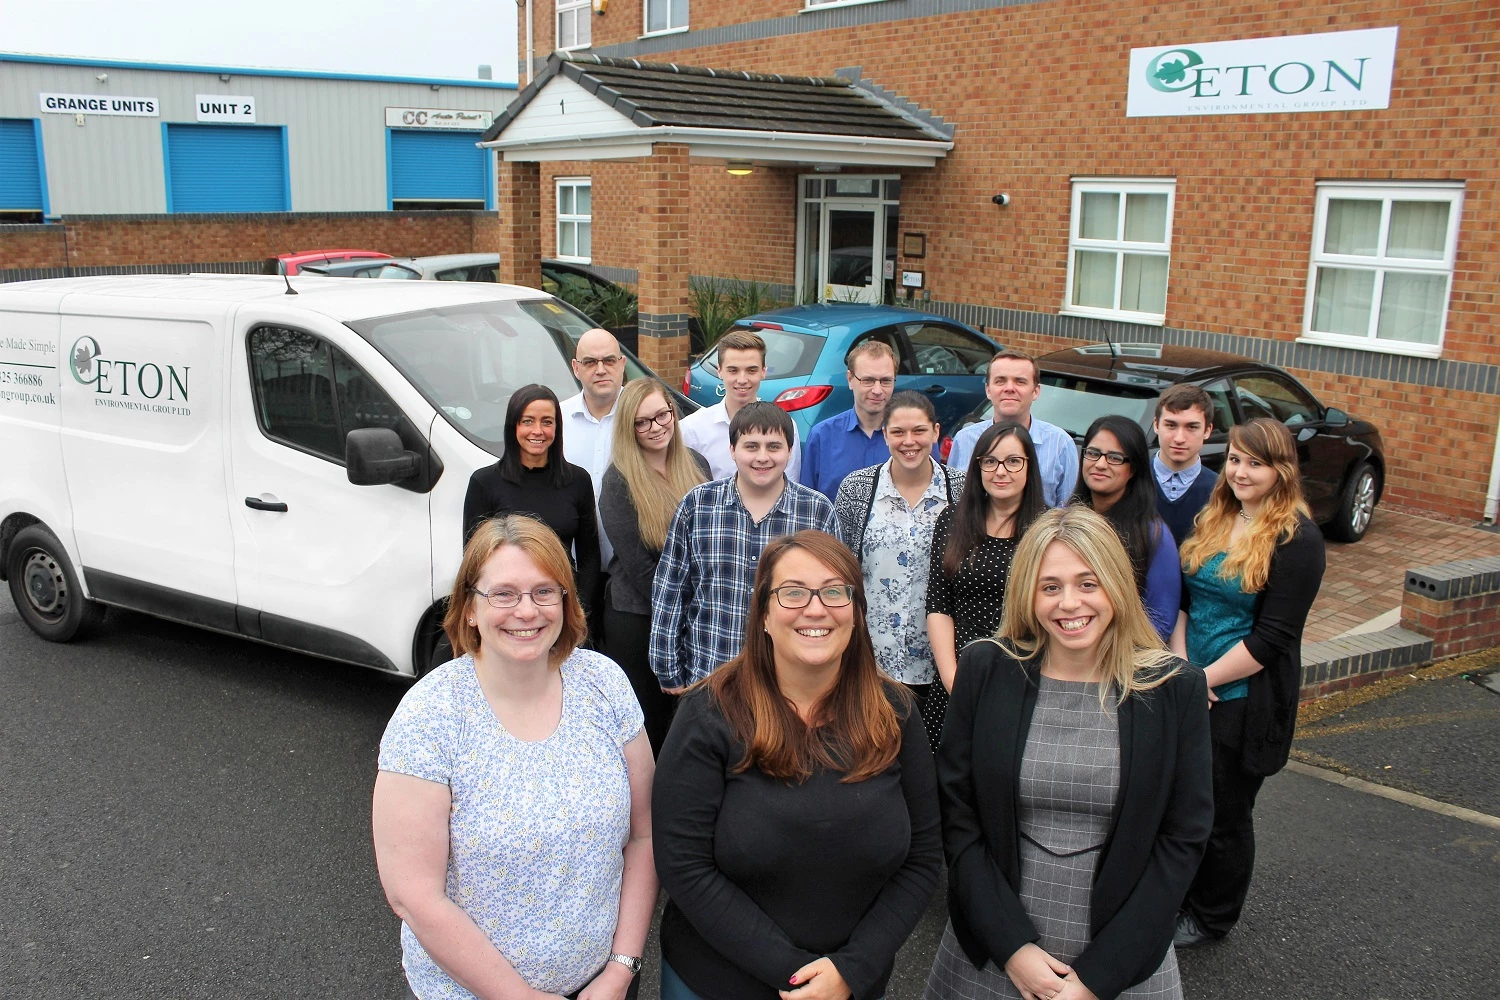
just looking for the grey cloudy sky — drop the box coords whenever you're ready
[0,0,519,83]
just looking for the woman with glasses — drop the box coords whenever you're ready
[653,530,941,1000]
[1170,418,1326,949]
[598,378,710,755]
[464,384,603,634]
[834,390,965,749]
[925,422,1047,739]
[374,515,657,1000]
[1071,415,1181,641]
[927,506,1211,1000]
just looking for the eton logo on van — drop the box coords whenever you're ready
[70,335,192,416]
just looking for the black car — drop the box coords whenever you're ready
[950,343,1385,542]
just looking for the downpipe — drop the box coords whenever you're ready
[1486,411,1500,524]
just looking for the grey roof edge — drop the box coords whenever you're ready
[560,50,843,88]
[836,66,955,141]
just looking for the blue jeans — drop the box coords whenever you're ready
[660,962,707,1000]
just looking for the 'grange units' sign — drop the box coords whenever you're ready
[1126,27,1398,118]
[39,92,160,116]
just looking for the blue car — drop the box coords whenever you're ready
[683,304,1002,444]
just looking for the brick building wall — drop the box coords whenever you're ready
[513,0,1500,519]
[0,211,500,274]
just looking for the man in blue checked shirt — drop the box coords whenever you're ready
[649,401,839,691]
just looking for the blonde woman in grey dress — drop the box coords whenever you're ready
[926,506,1213,1000]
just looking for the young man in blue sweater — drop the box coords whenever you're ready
[1152,383,1218,546]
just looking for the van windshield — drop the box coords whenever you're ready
[348,298,645,456]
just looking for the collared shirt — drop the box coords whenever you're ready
[1153,452,1204,502]
[561,391,618,566]
[802,407,892,501]
[649,476,837,689]
[946,415,1079,508]
[678,400,803,484]
[860,461,955,685]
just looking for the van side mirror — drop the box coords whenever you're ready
[1324,406,1350,427]
[346,428,420,485]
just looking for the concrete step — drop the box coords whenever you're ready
[1300,625,1434,700]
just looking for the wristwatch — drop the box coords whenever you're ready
[608,953,644,976]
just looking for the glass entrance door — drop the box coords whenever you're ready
[821,203,883,304]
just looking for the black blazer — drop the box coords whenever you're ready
[1239,513,1326,776]
[938,641,1213,1000]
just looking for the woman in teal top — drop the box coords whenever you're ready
[1171,419,1325,950]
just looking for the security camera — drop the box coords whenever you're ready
[991,193,1011,207]
[95,73,108,82]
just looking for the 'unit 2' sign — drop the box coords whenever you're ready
[1127,27,1398,118]
[196,95,257,123]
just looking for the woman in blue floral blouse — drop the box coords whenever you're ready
[835,390,965,747]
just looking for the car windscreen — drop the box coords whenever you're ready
[704,327,823,380]
[347,297,688,455]
[1033,374,1158,441]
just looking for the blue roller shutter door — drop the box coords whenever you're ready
[164,124,288,213]
[389,130,488,205]
[0,119,44,212]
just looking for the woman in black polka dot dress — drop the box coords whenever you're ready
[925,422,1049,741]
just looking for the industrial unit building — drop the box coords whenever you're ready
[0,53,515,218]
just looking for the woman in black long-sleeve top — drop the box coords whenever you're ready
[1170,418,1326,947]
[654,530,942,1000]
[928,506,1212,1000]
[463,384,601,624]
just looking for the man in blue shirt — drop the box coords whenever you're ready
[1152,382,1218,546]
[946,350,1079,507]
[649,401,838,691]
[802,340,899,500]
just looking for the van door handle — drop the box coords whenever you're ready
[245,496,289,513]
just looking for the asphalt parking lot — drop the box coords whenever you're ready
[3,595,1497,1000]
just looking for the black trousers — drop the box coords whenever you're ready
[603,604,675,758]
[1183,697,1265,937]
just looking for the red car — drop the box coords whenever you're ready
[264,250,392,276]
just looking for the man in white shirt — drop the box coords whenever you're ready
[679,328,802,482]
[560,327,625,566]
[946,350,1078,507]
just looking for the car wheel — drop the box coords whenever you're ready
[1327,462,1379,543]
[5,524,106,642]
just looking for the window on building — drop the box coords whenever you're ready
[804,0,890,7]
[644,0,687,33]
[557,0,592,49]
[1303,182,1463,357]
[556,179,592,263]
[1065,179,1175,325]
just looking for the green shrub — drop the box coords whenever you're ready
[690,277,788,349]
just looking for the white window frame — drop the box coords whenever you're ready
[642,0,688,36]
[556,0,592,51]
[1299,181,1464,359]
[555,177,592,264]
[1062,178,1176,327]
[802,0,892,9]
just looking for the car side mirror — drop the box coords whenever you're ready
[346,428,420,485]
[1324,406,1350,427]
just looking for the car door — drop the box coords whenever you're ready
[897,322,995,431]
[1230,370,1347,519]
[227,317,436,671]
[1194,378,1237,474]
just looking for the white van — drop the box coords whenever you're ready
[0,274,663,675]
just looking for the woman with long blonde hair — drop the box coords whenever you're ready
[1170,417,1326,949]
[598,378,709,753]
[927,506,1211,1000]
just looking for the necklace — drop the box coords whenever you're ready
[1238,508,1253,521]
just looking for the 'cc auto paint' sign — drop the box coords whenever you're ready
[1126,27,1398,118]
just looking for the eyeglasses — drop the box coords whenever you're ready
[633,406,675,432]
[1083,447,1130,467]
[979,455,1028,473]
[770,584,855,609]
[577,355,622,369]
[852,375,897,389]
[469,585,567,609]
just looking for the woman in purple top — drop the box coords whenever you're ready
[1071,415,1181,642]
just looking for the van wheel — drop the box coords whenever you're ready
[6,525,106,642]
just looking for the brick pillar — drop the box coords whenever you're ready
[495,158,541,288]
[636,143,692,381]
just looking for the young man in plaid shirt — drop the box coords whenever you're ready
[649,401,839,692]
